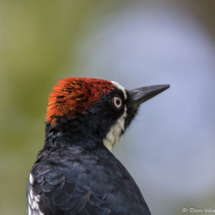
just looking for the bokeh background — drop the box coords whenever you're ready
[0,0,215,214]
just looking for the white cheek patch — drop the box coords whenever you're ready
[103,106,127,151]
[27,173,44,215]
[104,81,128,151]
[111,81,127,99]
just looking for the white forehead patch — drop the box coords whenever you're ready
[111,81,127,99]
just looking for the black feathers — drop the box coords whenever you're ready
[26,79,160,215]
[27,146,151,215]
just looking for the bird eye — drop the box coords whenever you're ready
[112,97,122,109]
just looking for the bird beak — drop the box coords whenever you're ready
[128,85,170,109]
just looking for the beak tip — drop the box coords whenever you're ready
[128,84,170,106]
[161,84,170,91]
[149,84,170,97]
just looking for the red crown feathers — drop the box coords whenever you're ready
[46,77,115,125]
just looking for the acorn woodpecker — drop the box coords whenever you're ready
[26,77,169,215]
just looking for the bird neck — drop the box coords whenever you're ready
[44,120,104,150]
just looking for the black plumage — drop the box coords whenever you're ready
[26,78,169,215]
[29,144,150,215]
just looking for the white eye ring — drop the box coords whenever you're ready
[113,97,122,109]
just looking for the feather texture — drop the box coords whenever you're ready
[27,146,151,215]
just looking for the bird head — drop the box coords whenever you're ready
[46,77,169,151]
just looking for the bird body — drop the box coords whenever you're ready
[27,77,169,215]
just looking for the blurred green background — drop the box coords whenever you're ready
[1,1,215,215]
